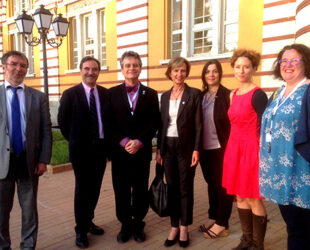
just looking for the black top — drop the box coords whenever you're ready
[252,89,268,124]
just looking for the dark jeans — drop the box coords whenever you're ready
[200,148,233,228]
[279,204,310,250]
[163,137,196,227]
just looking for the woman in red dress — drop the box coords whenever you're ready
[222,49,268,250]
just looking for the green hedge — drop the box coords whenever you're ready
[50,130,69,165]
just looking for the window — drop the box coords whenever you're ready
[171,0,239,58]
[11,33,34,75]
[71,17,79,69]
[69,9,107,70]
[222,0,239,52]
[13,0,33,15]
[83,14,95,57]
[99,10,106,67]
[171,0,182,58]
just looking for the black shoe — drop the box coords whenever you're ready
[164,231,179,247]
[179,233,189,248]
[89,223,104,235]
[76,232,89,248]
[133,229,146,242]
[117,229,132,243]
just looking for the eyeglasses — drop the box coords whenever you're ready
[278,58,302,67]
[5,62,28,69]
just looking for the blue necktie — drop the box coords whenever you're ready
[10,86,23,155]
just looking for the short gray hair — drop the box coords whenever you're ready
[120,51,142,68]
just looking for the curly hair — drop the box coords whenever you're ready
[165,57,191,80]
[230,49,261,69]
[201,59,223,91]
[273,43,310,80]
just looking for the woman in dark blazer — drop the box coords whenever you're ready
[157,57,202,248]
[198,59,233,239]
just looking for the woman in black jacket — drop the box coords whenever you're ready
[198,59,234,238]
[157,57,202,248]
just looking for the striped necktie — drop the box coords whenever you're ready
[90,88,99,140]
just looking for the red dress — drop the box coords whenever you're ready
[222,87,262,198]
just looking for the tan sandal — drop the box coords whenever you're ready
[203,228,229,239]
[198,223,214,233]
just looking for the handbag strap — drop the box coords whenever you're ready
[155,163,165,179]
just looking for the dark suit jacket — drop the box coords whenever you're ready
[201,84,231,149]
[57,83,110,162]
[0,84,52,179]
[108,83,160,161]
[158,83,202,158]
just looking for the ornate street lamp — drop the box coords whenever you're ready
[15,5,69,100]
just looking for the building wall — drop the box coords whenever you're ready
[1,0,310,116]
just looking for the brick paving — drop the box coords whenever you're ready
[9,157,287,250]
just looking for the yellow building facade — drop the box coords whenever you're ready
[1,0,310,118]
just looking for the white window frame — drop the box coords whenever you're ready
[13,0,33,15]
[11,33,35,76]
[67,8,107,71]
[83,13,95,58]
[171,0,239,58]
[71,17,79,69]
[99,9,107,67]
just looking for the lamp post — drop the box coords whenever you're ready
[15,5,69,100]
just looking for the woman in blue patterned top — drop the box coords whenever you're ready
[259,44,310,250]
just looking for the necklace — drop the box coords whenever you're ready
[171,87,184,107]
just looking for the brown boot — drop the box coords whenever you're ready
[248,214,267,250]
[232,208,253,250]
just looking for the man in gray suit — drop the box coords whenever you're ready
[0,51,52,250]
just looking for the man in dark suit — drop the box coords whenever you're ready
[58,56,109,248]
[0,51,52,250]
[108,51,159,243]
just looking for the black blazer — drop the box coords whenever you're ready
[58,83,110,160]
[108,83,160,161]
[201,84,231,149]
[158,83,202,158]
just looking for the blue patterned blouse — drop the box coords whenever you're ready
[259,84,310,209]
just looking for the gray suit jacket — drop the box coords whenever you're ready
[0,84,52,179]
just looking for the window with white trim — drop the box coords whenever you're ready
[11,33,34,75]
[99,9,106,67]
[83,13,95,57]
[71,17,79,69]
[69,9,107,70]
[171,0,239,58]
[13,0,34,15]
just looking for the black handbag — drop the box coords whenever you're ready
[149,163,169,217]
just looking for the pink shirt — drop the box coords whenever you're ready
[82,82,104,139]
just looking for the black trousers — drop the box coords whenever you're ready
[163,137,196,227]
[200,148,233,228]
[71,141,107,234]
[279,204,310,250]
[111,151,150,232]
